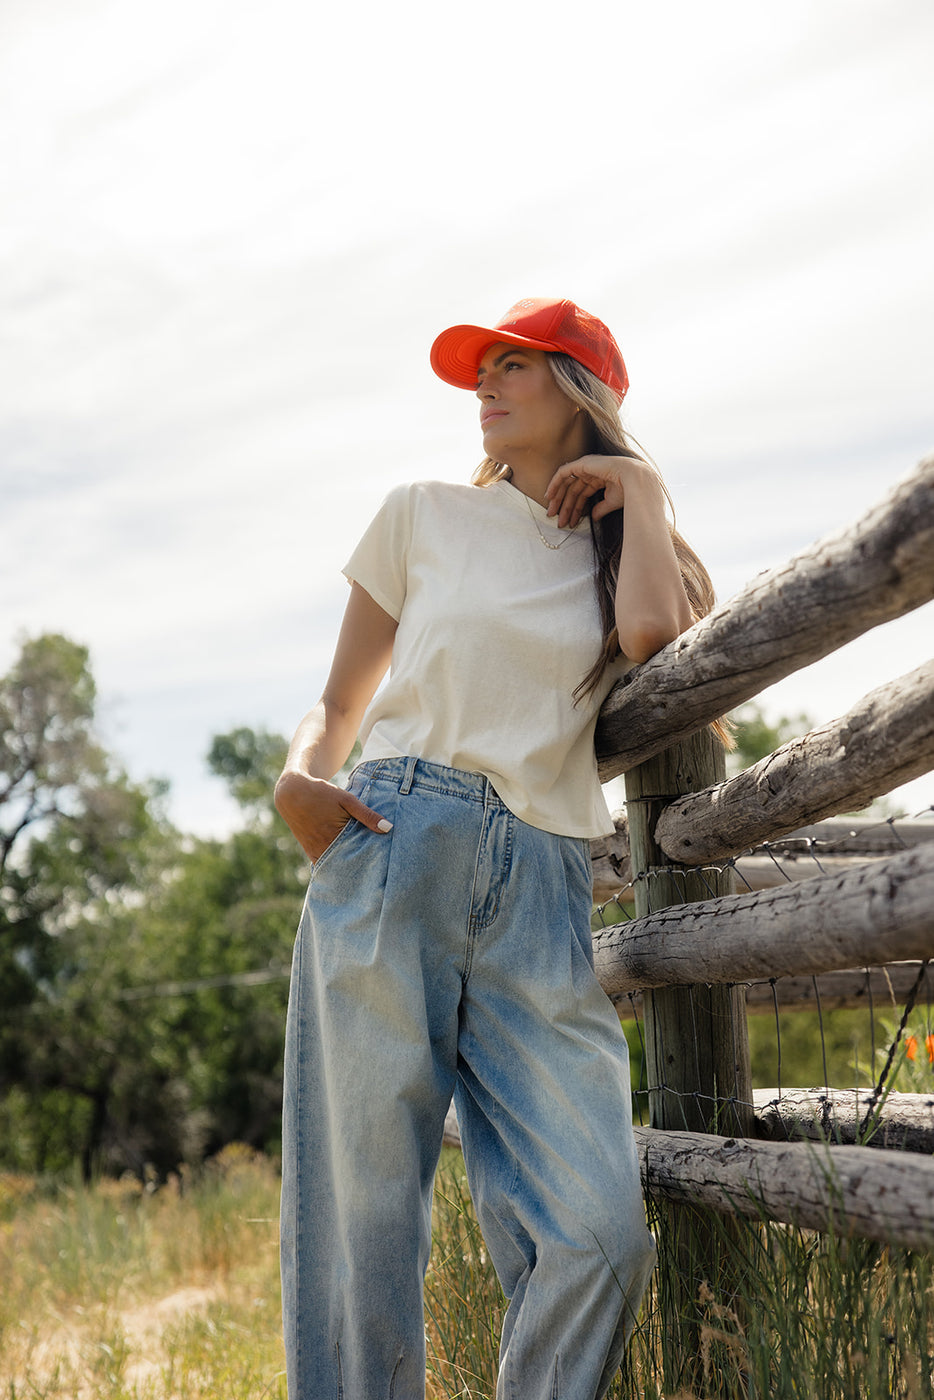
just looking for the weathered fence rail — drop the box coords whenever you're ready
[633,1127,934,1253]
[753,1087,934,1153]
[446,1083,934,1155]
[615,960,934,1018]
[655,660,934,861]
[591,842,934,998]
[594,455,934,779]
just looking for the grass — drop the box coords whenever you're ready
[425,1153,504,1397]
[427,1150,934,1400]
[0,1143,287,1399]
[623,1208,934,1400]
[2,1143,932,1399]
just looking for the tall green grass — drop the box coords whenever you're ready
[623,1207,933,1399]
[426,1153,505,1397]
[2,1143,931,1399]
[427,1148,934,1400]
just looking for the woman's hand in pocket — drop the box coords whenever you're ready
[274,771,393,863]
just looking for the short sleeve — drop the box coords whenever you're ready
[342,483,413,621]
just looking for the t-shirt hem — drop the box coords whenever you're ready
[358,737,613,840]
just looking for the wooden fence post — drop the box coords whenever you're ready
[625,726,754,1386]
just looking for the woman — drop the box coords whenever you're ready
[275,297,712,1400]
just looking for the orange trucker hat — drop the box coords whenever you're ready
[430,296,629,404]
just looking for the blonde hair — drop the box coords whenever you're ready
[473,351,731,744]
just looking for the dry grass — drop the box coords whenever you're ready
[0,1145,286,1399]
[3,1144,932,1400]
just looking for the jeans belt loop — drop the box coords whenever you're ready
[400,756,418,795]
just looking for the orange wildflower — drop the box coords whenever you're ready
[905,1035,918,1062]
[926,1033,934,1065]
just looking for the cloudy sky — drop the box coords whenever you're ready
[2,0,932,835]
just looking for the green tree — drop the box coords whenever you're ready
[0,633,105,1013]
[0,633,105,859]
[207,726,289,812]
[0,632,171,1034]
[0,634,178,1173]
[727,701,812,772]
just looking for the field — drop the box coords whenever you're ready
[2,1145,932,1399]
[0,1144,286,1400]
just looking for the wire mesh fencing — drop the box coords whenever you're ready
[592,806,934,1145]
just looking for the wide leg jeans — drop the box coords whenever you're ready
[280,757,656,1400]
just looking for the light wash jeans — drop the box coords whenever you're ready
[280,757,656,1400]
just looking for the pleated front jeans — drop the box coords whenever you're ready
[280,757,656,1400]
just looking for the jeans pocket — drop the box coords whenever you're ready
[309,815,357,874]
[308,770,374,876]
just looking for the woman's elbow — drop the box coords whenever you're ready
[620,616,689,665]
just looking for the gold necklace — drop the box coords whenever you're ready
[524,491,579,550]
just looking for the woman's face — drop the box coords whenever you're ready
[475,344,587,464]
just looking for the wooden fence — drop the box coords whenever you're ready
[590,453,934,1253]
[442,457,934,1256]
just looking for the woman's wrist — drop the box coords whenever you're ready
[610,456,664,499]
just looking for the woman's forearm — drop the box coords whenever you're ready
[279,696,361,784]
[278,580,398,786]
[613,469,693,663]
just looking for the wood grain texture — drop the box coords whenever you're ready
[592,843,934,996]
[654,662,934,863]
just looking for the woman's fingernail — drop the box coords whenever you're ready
[377,819,393,833]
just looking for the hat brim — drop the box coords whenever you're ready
[429,324,567,392]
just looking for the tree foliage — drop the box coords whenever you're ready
[0,633,106,872]
[727,702,812,771]
[1,635,169,1057]
[207,726,288,814]
[0,635,307,1177]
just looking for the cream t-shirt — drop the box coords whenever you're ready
[342,478,631,839]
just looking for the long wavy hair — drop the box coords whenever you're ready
[472,351,731,744]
